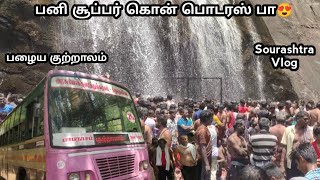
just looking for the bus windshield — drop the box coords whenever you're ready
[48,76,144,148]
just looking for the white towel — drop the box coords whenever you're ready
[156,146,171,171]
[186,143,197,161]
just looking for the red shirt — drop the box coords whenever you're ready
[312,141,320,159]
[161,151,166,167]
[238,106,248,113]
[227,112,235,129]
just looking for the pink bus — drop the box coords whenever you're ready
[0,70,152,180]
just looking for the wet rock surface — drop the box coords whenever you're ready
[0,0,54,94]
[0,0,315,101]
[248,0,320,101]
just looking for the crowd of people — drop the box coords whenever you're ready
[0,93,23,122]
[134,94,320,180]
[2,88,320,179]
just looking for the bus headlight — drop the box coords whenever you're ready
[85,171,91,180]
[139,160,149,171]
[69,173,80,180]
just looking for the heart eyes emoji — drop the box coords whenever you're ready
[277,3,292,18]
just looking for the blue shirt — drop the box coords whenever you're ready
[177,118,193,136]
[0,104,14,114]
[192,109,203,121]
[305,168,320,180]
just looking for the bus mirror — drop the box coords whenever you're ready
[34,103,41,117]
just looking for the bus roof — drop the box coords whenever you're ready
[47,70,130,90]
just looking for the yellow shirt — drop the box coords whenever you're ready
[213,115,222,126]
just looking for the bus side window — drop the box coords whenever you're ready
[7,115,14,144]
[21,103,34,140]
[10,107,21,143]
[20,106,27,141]
[26,104,33,139]
[12,107,21,144]
[12,126,19,143]
[8,130,13,144]
[34,95,44,137]
[3,133,7,145]
[19,123,25,141]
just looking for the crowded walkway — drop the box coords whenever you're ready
[135,94,320,180]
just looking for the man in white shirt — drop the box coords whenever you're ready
[145,109,156,138]
[208,123,218,180]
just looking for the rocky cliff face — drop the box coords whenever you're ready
[0,0,54,95]
[233,1,299,101]
[248,0,320,101]
[0,0,316,101]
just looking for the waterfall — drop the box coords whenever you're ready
[187,0,245,101]
[245,17,266,100]
[57,0,265,101]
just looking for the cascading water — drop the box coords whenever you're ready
[244,16,266,100]
[56,0,266,101]
[187,0,245,101]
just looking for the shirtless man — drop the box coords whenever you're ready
[269,111,287,167]
[138,108,152,145]
[270,111,287,143]
[217,138,229,179]
[217,104,227,126]
[227,119,249,180]
[140,119,152,145]
[308,102,320,127]
[156,115,172,149]
[291,103,300,116]
[174,135,197,180]
[280,111,313,179]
